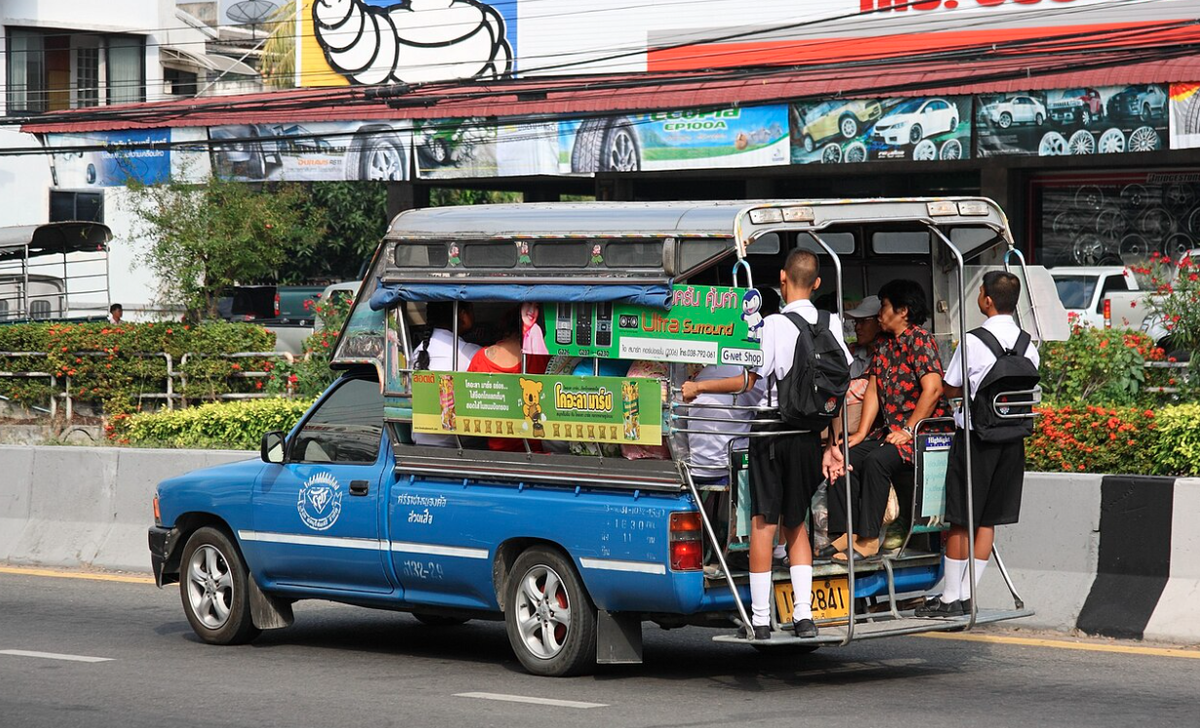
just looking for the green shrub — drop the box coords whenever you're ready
[125,398,315,450]
[1147,404,1200,476]
[1038,327,1156,405]
[0,321,274,417]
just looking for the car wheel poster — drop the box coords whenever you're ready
[790,96,970,165]
[977,84,1169,157]
[208,121,412,182]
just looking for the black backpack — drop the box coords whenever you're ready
[775,311,851,431]
[968,327,1040,443]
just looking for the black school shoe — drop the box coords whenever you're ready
[914,598,964,618]
[791,618,819,638]
[752,625,772,640]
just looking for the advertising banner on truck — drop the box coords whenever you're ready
[545,285,764,366]
[559,107,789,174]
[976,84,1169,157]
[789,97,970,164]
[208,121,411,182]
[411,371,663,445]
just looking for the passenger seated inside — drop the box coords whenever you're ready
[824,279,950,561]
[412,302,481,448]
[468,305,549,452]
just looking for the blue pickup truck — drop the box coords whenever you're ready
[150,200,1048,676]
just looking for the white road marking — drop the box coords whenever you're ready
[0,650,112,663]
[455,692,607,709]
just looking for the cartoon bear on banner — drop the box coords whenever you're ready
[518,377,546,437]
[312,0,513,85]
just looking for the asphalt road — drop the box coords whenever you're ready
[2,568,1199,728]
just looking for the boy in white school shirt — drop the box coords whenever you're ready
[682,249,851,640]
[918,270,1039,617]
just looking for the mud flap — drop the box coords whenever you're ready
[596,611,642,665]
[248,577,294,630]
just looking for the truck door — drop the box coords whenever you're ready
[251,375,394,595]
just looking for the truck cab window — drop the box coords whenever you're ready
[291,377,385,464]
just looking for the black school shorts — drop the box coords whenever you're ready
[747,427,822,529]
[945,429,1025,528]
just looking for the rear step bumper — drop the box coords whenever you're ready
[711,607,1036,646]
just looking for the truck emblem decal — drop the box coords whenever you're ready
[297,472,343,531]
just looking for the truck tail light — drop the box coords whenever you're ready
[1103,298,1112,328]
[273,293,281,318]
[670,512,703,571]
[153,495,161,527]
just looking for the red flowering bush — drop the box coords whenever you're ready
[1039,325,1160,405]
[1027,404,1159,475]
[1128,251,1200,353]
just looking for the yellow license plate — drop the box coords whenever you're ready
[775,577,851,624]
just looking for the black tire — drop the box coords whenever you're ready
[179,527,260,646]
[839,114,859,139]
[571,117,641,173]
[1035,113,1045,126]
[909,124,923,144]
[412,613,470,627]
[504,546,597,677]
[355,133,407,181]
[998,112,1012,129]
[570,118,609,173]
[802,134,815,153]
[1142,103,1152,123]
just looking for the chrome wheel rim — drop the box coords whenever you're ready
[840,117,857,138]
[607,129,639,171]
[939,139,962,160]
[1038,131,1068,156]
[1098,128,1125,153]
[514,564,572,660]
[843,141,867,163]
[187,545,233,630]
[913,139,936,161]
[1128,126,1160,153]
[1068,130,1095,155]
[368,145,403,180]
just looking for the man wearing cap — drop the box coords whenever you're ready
[844,296,883,433]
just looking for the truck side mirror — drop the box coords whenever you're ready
[261,431,286,464]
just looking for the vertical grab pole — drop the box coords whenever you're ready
[807,232,855,645]
[452,301,465,452]
[1003,247,1044,343]
[929,225,977,629]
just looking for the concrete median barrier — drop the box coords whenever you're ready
[0,445,250,573]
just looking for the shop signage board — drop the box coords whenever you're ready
[410,370,662,445]
[1169,83,1200,151]
[544,285,764,366]
[789,97,971,164]
[45,129,175,187]
[559,106,789,174]
[976,84,1169,157]
[414,120,560,179]
[206,121,412,182]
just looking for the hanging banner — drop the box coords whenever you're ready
[1169,83,1200,151]
[411,371,662,445]
[545,285,764,366]
[208,121,411,182]
[46,129,172,187]
[790,97,970,164]
[976,84,1169,157]
[559,106,789,174]
[414,119,559,179]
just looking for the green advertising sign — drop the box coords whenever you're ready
[544,285,764,366]
[411,370,662,446]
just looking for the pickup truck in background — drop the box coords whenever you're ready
[1049,265,1170,345]
[217,285,323,356]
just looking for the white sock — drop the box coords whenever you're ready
[959,558,989,600]
[790,565,814,621]
[773,543,787,559]
[941,558,967,603]
[749,571,772,627]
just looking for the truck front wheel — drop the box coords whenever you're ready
[504,547,597,677]
[179,527,260,645]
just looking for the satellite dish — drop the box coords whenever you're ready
[227,0,280,38]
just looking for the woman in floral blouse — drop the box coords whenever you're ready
[823,279,950,561]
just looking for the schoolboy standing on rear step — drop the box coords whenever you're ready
[682,249,851,640]
[918,271,1039,617]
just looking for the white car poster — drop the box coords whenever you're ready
[790,97,970,164]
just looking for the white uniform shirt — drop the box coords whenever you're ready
[943,314,1040,430]
[753,299,853,405]
[412,329,481,447]
[687,365,765,479]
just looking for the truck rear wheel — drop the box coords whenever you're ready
[504,546,597,677]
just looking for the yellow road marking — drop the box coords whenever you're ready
[916,632,1200,659]
[0,566,155,585]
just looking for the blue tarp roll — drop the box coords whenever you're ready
[369,282,673,310]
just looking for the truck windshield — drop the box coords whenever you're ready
[1052,275,1097,309]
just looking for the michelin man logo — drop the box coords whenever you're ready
[313,0,513,85]
[297,472,344,531]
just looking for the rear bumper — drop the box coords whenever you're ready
[148,526,182,588]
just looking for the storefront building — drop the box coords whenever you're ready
[21,0,1200,284]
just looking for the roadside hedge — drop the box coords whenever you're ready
[1147,404,1200,476]
[0,321,275,416]
[125,397,314,450]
